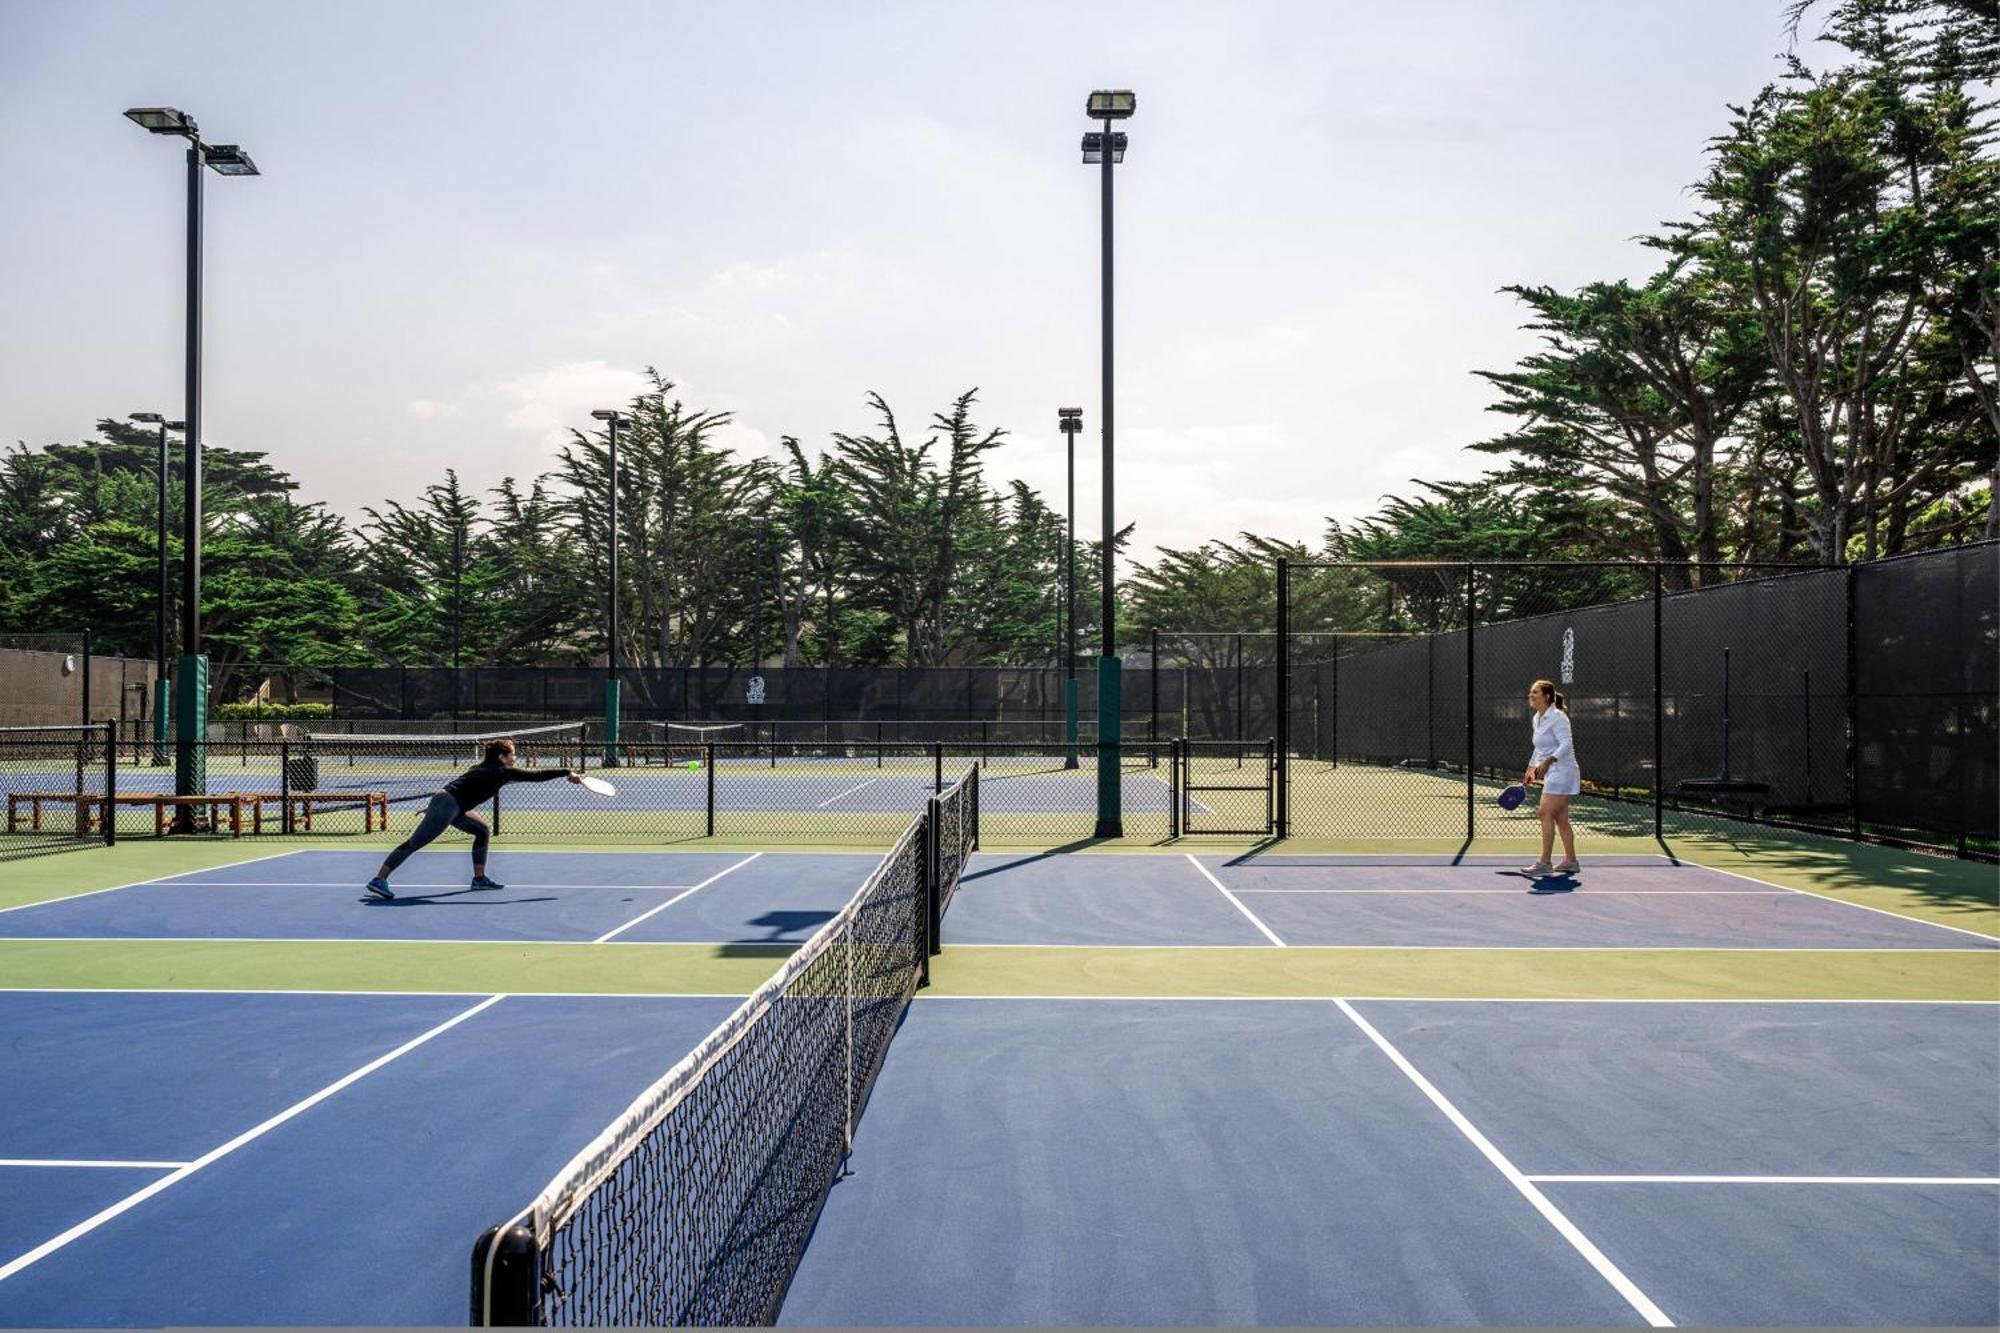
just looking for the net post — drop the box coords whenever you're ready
[468,1223,538,1327]
[1653,564,1664,841]
[492,786,501,839]
[1464,563,1476,844]
[1170,737,1182,838]
[1275,557,1289,839]
[843,916,856,1162]
[1846,565,1861,838]
[1149,625,1160,764]
[933,741,943,794]
[923,795,942,971]
[281,740,293,834]
[705,742,716,838]
[81,629,92,729]
[102,718,116,846]
[1265,736,1276,834]
[970,764,980,850]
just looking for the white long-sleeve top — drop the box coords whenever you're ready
[1529,707,1575,768]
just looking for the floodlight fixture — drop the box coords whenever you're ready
[590,409,629,425]
[1081,131,1127,164]
[202,144,260,176]
[1058,408,1083,432]
[125,106,196,135]
[130,411,164,423]
[1086,90,1136,120]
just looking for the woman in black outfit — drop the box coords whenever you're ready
[364,737,578,900]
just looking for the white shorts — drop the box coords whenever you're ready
[1541,762,1581,797]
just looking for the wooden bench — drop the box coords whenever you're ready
[285,791,390,833]
[9,790,389,837]
[6,792,105,836]
[138,794,254,838]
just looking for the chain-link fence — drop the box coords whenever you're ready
[0,723,118,860]
[1277,547,1997,860]
[2,734,1174,854]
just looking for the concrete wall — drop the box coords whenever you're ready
[0,647,157,727]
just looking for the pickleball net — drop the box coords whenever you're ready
[296,722,586,808]
[470,765,980,1327]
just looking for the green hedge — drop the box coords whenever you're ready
[214,701,335,720]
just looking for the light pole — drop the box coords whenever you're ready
[125,107,258,827]
[1082,89,1133,837]
[451,519,465,719]
[591,409,628,765]
[1058,408,1083,768]
[129,412,182,765]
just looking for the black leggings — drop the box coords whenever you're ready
[382,792,490,874]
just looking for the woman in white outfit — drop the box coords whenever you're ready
[1522,678,1580,875]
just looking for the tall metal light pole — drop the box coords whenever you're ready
[1082,89,1133,837]
[1058,408,1083,768]
[591,409,628,765]
[450,519,465,719]
[129,413,182,765]
[125,108,257,827]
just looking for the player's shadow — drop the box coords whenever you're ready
[742,909,836,943]
[359,888,559,906]
[1504,870,1579,894]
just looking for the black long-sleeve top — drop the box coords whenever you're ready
[444,760,571,808]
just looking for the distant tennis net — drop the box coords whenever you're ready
[470,765,979,1327]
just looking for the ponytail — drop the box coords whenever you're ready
[1532,679,1567,712]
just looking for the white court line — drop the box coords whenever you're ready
[911,994,2000,1004]
[0,934,797,948]
[1677,862,2000,944]
[592,853,763,944]
[0,987,756,998]
[0,848,308,918]
[0,993,504,1285]
[121,881,700,891]
[1331,997,1672,1327]
[933,941,1998,952]
[815,779,879,808]
[1,988,1982,1004]
[1527,1174,2000,1185]
[1228,887,1785,896]
[0,1152,191,1160]
[1183,855,1285,947]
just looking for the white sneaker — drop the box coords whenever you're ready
[1522,861,1554,877]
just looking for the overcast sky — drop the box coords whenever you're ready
[0,0,1803,560]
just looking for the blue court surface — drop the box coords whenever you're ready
[0,849,882,945]
[943,851,1999,950]
[780,997,1999,1327]
[1,845,1993,1326]
[0,990,739,1324]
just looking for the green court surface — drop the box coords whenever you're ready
[2,825,1992,1002]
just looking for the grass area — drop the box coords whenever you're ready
[924,945,2000,1002]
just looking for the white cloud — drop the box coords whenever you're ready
[490,361,653,438]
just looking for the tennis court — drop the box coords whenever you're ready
[783,850,1997,1327]
[1,800,1993,1327]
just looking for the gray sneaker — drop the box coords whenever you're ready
[1555,859,1581,875]
[1521,861,1554,877]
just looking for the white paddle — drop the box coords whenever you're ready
[580,775,617,797]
